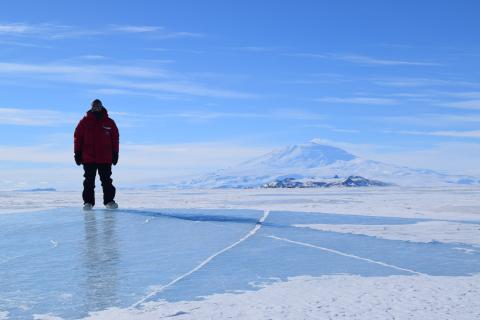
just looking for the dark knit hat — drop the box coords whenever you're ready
[91,99,103,108]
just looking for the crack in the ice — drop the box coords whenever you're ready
[130,209,270,308]
[268,235,426,276]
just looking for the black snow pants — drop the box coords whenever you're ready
[82,163,116,206]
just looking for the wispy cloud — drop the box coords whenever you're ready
[0,106,323,128]
[399,130,480,138]
[78,55,107,60]
[0,23,33,34]
[378,43,414,49]
[0,142,268,166]
[0,145,72,163]
[0,22,99,39]
[0,61,166,78]
[146,47,205,54]
[436,114,480,123]
[0,39,50,48]
[120,143,268,168]
[109,108,325,122]
[0,61,254,98]
[231,46,282,52]
[373,77,480,88]
[332,128,361,133]
[0,23,69,35]
[308,138,480,175]
[285,53,327,59]
[112,80,256,98]
[0,140,271,189]
[335,54,439,66]
[316,97,398,105]
[287,52,438,66]
[0,22,204,40]
[0,108,78,126]
[442,99,480,110]
[155,31,205,39]
[287,73,353,85]
[91,88,180,100]
[303,124,360,133]
[370,113,480,127]
[389,92,435,98]
[445,91,480,99]
[110,25,164,33]
[110,25,204,38]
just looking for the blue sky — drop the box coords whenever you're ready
[0,0,479,188]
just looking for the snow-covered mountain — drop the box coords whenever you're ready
[180,140,479,188]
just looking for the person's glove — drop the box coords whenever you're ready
[74,152,82,166]
[112,152,119,166]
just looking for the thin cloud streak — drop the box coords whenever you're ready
[0,108,78,126]
[0,107,324,127]
[110,25,205,38]
[371,113,480,126]
[113,109,325,122]
[336,54,440,66]
[0,23,101,39]
[231,46,282,52]
[0,142,272,189]
[0,61,255,99]
[0,23,70,36]
[372,77,480,88]
[0,22,204,39]
[399,130,480,138]
[316,97,398,105]
[0,142,270,170]
[442,100,480,110]
[0,39,50,48]
[0,145,71,163]
[302,124,360,133]
[0,61,167,78]
[110,25,165,33]
[287,52,438,66]
[92,88,181,100]
[0,23,33,34]
[285,53,327,59]
[111,80,256,98]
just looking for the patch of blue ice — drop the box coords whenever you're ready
[0,208,479,319]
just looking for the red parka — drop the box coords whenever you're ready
[74,108,119,164]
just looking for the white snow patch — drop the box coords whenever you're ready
[2,187,480,221]
[82,274,480,320]
[294,221,480,246]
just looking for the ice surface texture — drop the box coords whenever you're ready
[0,208,479,319]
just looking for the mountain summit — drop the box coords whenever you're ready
[182,140,479,188]
[239,140,356,169]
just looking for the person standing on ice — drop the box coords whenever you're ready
[74,99,119,210]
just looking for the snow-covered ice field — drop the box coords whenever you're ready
[0,187,479,319]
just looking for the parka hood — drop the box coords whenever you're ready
[86,107,109,119]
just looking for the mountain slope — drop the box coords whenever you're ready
[181,140,478,188]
